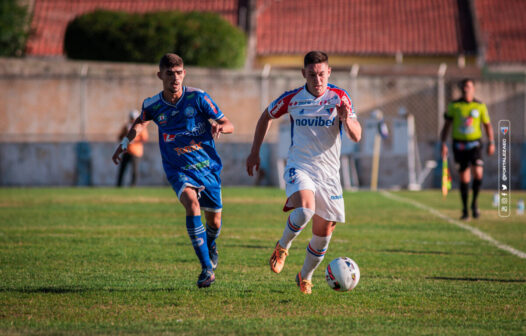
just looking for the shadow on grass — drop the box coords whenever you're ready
[426,276,526,283]
[0,286,178,293]
[379,249,477,256]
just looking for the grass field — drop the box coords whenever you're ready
[1,187,525,335]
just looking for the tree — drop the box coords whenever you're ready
[0,0,29,57]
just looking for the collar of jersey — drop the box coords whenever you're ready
[159,86,186,108]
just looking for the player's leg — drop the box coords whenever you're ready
[270,168,316,274]
[271,189,315,273]
[179,187,214,287]
[470,146,484,218]
[116,153,131,187]
[204,211,221,270]
[296,216,336,294]
[297,178,343,294]
[130,155,138,186]
[471,165,483,218]
[454,145,471,220]
[199,172,223,270]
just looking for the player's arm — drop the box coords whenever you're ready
[211,116,234,139]
[336,99,361,142]
[440,118,452,158]
[112,117,150,165]
[483,122,495,155]
[246,109,273,176]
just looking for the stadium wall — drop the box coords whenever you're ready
[1,58,524,189]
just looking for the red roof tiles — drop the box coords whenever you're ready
[256,0,461,56]
[24,0,526,64]
[473,0,526,63]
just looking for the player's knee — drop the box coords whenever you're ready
[293,207,315,224]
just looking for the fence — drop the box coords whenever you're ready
[1,58,525,189]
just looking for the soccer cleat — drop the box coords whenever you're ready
[460,209,469,221]
[269,241,289,273]
[471,207,480,219]
[209,243,218,270]
[295,272,313,294]
[197,269,215,288]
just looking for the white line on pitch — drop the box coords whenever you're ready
[380,191,526,259]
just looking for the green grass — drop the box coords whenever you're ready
[0,187,525,335]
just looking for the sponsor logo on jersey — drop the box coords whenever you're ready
[186,93,195,99]
[152,103,162,111]
[204,96,219,115]
[330,195,343,200]
[171,110,179,116]
[183,160,210,171]
[290,100,313,107]
[295,116,335,127]
[270,100,285,116]
[174,140,203,156]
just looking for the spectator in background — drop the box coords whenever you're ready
[116,110,149,187]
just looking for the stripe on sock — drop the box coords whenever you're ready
[306,243,327,257]
[287,217,303,233]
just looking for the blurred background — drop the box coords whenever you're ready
[1,0,525,190]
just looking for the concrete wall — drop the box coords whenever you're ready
[1,58,524,188]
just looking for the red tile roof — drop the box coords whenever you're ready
[25,0,526,64]
[473,0,526,63]
[26,0,238,56]
[256,0,462,56]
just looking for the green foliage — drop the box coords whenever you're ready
[0,187,525,334]
[0,0,29,57]
[64,10,246,68]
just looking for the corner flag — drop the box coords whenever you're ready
[442,156,451,198]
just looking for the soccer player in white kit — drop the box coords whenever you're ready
[246,51,362,294]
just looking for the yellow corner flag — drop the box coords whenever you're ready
[442,156,452,198]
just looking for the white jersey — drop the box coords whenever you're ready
[268,84,356,181]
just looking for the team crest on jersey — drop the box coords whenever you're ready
[470,109,479,118]
[157,113,167,125]
[184,106,196,118]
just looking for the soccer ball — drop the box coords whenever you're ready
[325,257,360,291]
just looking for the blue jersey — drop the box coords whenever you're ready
[141,87,225,182]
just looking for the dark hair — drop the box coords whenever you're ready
[304,51,329,67]
[159,53,184,70]
[459,78,474,88]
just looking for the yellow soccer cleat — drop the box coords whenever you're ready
[269,241,289,273]
[295,272,313,294]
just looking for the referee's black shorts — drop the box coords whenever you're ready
[452,139,483,172]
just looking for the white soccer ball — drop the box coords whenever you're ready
[325,257,360,291]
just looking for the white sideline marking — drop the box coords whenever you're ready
[380,191,526,259]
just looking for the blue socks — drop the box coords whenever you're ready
[186,216,212,270]
[206,222,221,250]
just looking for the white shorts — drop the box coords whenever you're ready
[283,166,345,223]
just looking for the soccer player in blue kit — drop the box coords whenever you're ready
[112,53,234,288]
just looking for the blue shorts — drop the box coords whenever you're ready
[169,171,222,212]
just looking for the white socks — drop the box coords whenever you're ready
[300,234,331,280]
[279,207,315,249]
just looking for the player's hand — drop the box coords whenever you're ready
[487,143,495,156]
[211,122,223,139]
[112,145,127,165]
[246,152,260,176]
[336,97,351,121]
[441,143,448,158]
